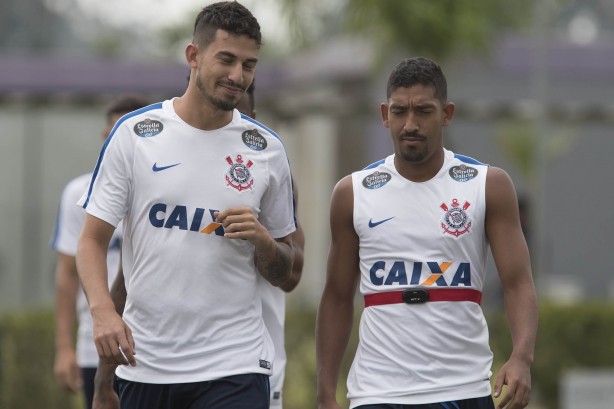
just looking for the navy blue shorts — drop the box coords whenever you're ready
[116,373,270,409]
[81,367,97,409]
[356,395,495,409]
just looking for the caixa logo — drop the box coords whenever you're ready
[149,203,224,236]
[370,261,471,287]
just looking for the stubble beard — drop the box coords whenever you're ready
[196,74,236,111]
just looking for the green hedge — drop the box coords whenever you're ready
[2,303,614,409]
[0,309,83,409]
[488,302,614,409]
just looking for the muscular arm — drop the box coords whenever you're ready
[486,167,538,409]
[92,265,127,409]
[54,252,82,392]
[316,176,360,408]
[77,214,135,367]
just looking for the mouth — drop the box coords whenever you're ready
[218,82,244,96]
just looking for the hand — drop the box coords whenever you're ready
[54,347,82,392]
[214,207,270,246]
[91,306,136,367]
[493,357,532,408]
[318,401,343,409]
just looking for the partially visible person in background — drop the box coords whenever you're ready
[50,96,149,409]
[91,82,305,409]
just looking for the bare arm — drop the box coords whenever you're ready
[215,207,294,287]
[486,167,538,409]
[316,176,360,409]
[54,252,82,393]
[279,180,305,293]
[92,263,127,409]
[77,214,135,367]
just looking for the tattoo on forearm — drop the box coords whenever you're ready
[255,242,292,286]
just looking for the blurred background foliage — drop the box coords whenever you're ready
[2,304,614,409]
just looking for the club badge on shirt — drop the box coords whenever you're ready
[225,154,254,192]
[440,199,472,237]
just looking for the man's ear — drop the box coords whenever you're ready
[185,43,199,68]
[442,101,455,127]
[380,103,390,128]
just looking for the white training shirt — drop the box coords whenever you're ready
[50,172,123,368]
[348,149,493,407]
[79,99,296,384]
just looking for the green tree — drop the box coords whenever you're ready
[279,0,534,60]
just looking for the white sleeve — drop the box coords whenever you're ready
[77,123,134,227]
[259,141,296,239]
[50,176,89,256]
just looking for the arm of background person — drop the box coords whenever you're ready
[278,180,305,293]
[92,262,127,409]
[316,175,360,409]
[486,167,539,409]
[77,214,135,367]
[54,252,82,393]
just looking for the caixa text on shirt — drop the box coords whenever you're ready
[148,203,225,236]
[370,260,471,287]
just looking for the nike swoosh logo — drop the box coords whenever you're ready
[152,162,181,172]
[368,216,395,228]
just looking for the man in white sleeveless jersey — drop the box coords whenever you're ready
[316,57,538,409]
[76,2,296,409]
[90,82,305,409]
[50,96,149,409]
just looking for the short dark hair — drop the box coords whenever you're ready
[386,57,447,103]
[106,96,149,121]
[193,1,262,48]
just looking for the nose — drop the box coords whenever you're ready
[403,112,419,133]
[227,63,244,86]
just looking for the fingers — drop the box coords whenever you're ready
[94,322,137,367]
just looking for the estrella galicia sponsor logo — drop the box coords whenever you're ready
[242,129,267,151]
[362,171,391,189]
[369,260,471,287]
[449,164,478,182]
[134,118,163,137]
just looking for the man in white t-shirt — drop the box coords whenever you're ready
[91,82,305,409]
[50,96,149,409]
[76,2,297,409]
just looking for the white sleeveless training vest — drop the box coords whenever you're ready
[348,149,493,407]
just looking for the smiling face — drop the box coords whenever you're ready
[381,84,455,178]
[189,29,259,112]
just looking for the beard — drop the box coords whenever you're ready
[398,131,429,163]
[196,74,238,111]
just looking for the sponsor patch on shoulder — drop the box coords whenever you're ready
[259,359,271,369]
[242,129,267,151]
[362,171,391,189]
[134,119,163,137]
[449,164,478,182]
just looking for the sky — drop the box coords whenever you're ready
[46,0,293,51]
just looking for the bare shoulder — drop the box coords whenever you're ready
[485,166,521,221]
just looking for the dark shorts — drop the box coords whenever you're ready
[81,367,97,409]
[356,395,495,409]
[116,373,270,409]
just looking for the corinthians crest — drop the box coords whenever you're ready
[225,154,254,192]
[440,199,471,237]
